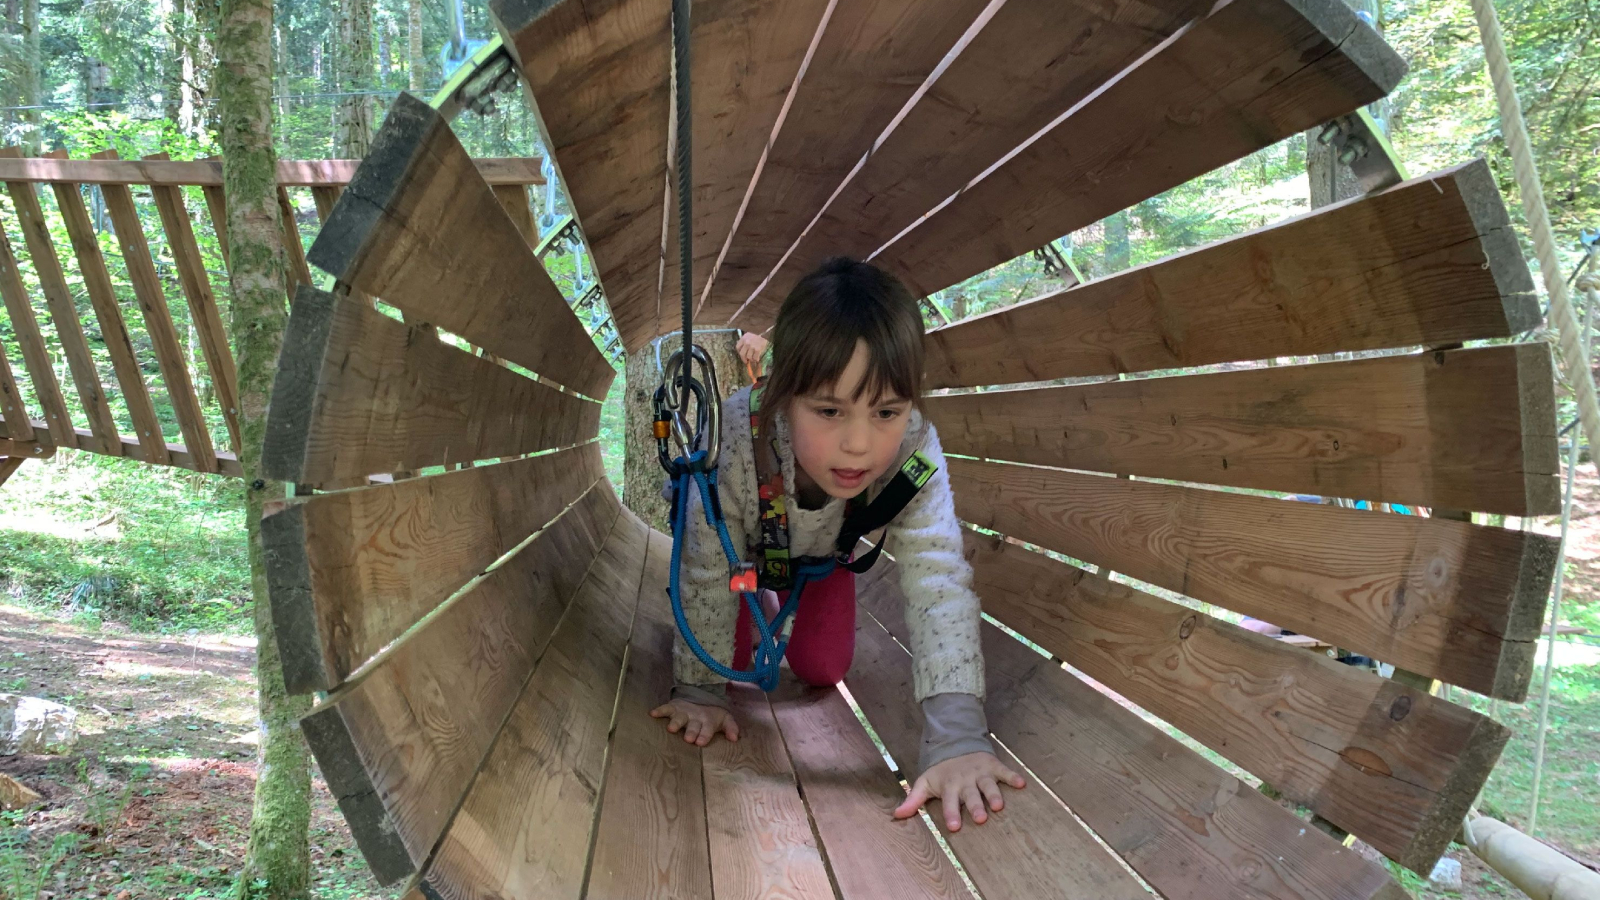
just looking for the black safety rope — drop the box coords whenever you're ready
[672,0,694,397]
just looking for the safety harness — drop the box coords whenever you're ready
[656,380,937,691]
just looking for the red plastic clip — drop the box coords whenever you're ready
[729,565,758,594]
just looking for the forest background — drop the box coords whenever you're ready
[0,0,1594,897]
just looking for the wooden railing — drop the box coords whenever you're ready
[0,151,543,485]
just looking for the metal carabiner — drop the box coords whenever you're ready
[659,344,722,471]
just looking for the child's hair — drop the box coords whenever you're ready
[757,257,924,434]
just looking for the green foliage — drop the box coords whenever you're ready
[0,453,250,632]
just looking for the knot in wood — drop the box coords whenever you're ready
[1178,615,1198,640]
[1389,695,1412,721]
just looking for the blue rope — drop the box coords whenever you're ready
[667,451,832,691]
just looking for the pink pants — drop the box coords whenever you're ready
[732,565,857,686]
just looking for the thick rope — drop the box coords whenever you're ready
[1469,0,1600,458]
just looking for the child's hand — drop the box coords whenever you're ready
[650,699,740,747]
[892,751,1025,831]
[736,332,769,370]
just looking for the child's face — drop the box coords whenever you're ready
[787,339,913,499]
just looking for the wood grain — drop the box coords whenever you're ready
[844,601,1150,899]
[767,679,968,900]
[52,179,170,463]
[493,0,672,353]
[737,0,1208,332]
[303,482,623,884]
[262,286,601,484]
[871,0,1407,301]
[585,529,716,900]
[698,0,989,328]
[262,441,606,694]
[922,159,1537,388]
[860,564,1409,900]
[417,507,650,898]
[307,92,613,399]
[0,168,120,452]
[146,170,242,453]
[651,0,832,339]
[926,344,1559,516]
[700,683,835,900]
[97,157,217,471]
[948,456,1558,700]
[963,530,1509,872]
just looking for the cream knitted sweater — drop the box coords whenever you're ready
[672,385,987,703]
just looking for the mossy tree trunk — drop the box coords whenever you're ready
[335,0,375,157]
[217,1,312,897]
[623,331,745,532]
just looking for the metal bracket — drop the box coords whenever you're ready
[535,214,580,258]
[430,35,517,121]
[1316,108,1409,194]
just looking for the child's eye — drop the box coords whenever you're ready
[876,408,903,420]
[815,407,841,418]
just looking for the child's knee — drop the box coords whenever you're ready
[789,648,853,687]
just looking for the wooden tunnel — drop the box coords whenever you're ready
[259,0,1561,897]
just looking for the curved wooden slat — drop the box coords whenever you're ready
[651,0,833,340]
[948,456,1559,700]
[697,0,990,329]
[963,530,1510,872]
[861,562,1410,900]
[923,159,1536,389]
[263,286,600,484]
[262,441,606,693]
[307,93,613,399]
[739,0,1208,330]
[869,0,1407,302]
[844,594,1150,899]
[767,679,969,900]
[704,684,837,900]
[585,531,716,900]
[925,344,1559,516]
[303,482,623,885]
[418,506,650,898]
[493,0,672,354]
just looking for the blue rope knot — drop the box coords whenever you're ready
[667,451,831,692]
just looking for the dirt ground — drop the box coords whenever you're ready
[0,607,384,899]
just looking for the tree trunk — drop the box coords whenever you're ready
[623,331,745,533]
[1104,210,1131,273]
[21,0,38,152]
[378,17,392,84]
[335,0,375,157]
[217,1,312,898]
[163,0,183,125]
[407,0,424,91]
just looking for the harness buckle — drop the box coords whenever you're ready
[728,563,757,594]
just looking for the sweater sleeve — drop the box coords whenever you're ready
[670,390,754,691]
[884,422,986,702]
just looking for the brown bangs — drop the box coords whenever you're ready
[757,257,924,431]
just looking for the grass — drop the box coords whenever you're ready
[0,453,251,634]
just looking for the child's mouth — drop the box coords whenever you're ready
[832,468,867,487]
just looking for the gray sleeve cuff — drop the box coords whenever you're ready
[670,682,730,710]
[919,692,994,773]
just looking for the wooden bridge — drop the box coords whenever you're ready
[0,151,547,486]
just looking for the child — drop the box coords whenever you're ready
[649,257,1025,831]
